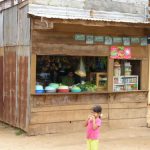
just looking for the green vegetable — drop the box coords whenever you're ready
[77,82,97,92]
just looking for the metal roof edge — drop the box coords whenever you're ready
[28,4,149,24]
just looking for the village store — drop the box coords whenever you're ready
[29,17,149,135]
[0,1,150,135]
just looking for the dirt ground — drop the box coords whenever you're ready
[0,123,150,150]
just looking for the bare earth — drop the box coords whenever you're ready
[0,123,150,150]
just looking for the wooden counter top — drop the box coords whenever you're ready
[31,90,148,96]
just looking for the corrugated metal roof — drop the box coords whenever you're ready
[28,4,149,24]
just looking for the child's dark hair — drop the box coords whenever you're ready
[93,105,102,114]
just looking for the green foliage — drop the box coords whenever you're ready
[77,82,97,92]
[15,129,25,136]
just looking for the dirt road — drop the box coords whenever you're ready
[0,123,150,150]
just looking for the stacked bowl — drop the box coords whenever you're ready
[71,86,81,93]
[35,85,44,93]
[45,86,56,93]
[57,86,69,93]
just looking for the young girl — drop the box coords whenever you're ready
[85,105,102,150]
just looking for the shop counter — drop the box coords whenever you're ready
[31,90,148,96]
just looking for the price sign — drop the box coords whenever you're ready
[74,34,85,41]
[86,35,94,44]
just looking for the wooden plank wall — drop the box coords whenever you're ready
[32,19,150,36]
[0,12,3,47]
[0,12,3,121]
[29,92,147,135]
[17,47,30,130]
[29,94,109,135]
[0,48,3,121]
[109,92,148,128]
[3,6,18,46]
[3,47,17,125]
[1,3,31,131]
[32,29,148,59]
[0,0,28,12]
[18,3,30,45]
[3,46,30,130]
[3,4,30,46]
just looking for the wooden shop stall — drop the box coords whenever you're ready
[29,17,149,135]
[0,0,150,135]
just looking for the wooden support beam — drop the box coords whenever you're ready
[141,58,149,90]
[108,57,114,92]
[31,18,150,36]
[30,54,36,94]
[0,47,4,56]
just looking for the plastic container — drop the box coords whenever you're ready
[36,90,44,94]
[35,85,44,93]
[71,89,81,93]
[71,87,81,93]
[35,85,44,90]
[45,90,56,93]
[57,89,69,93]
[45,86,56,93]
[49,83,59,89]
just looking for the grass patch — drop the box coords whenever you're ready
[15,128,25,136]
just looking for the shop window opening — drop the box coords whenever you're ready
[113,59,141,92]
[36,55,108,94]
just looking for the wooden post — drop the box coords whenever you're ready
[141,59,149,90]
[30,54,36,94]
[108,57,114,92]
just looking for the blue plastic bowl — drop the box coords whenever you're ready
[71,89,81,93]
[36,90,44,94]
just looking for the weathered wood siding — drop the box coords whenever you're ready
[3,5,30,46]
[29,0,148,15]
[32,28,148,59]
[3,6,18,46]
[109,92,147,128]
[2,46,30,130]
[0,0,28,12]
[29,94,109,135]
[0,12,3,47]
[3,47,17,125]
[29,92,147,135]
[0,48,3,121]
[17,47,30,130]
[1,3,31,131]
[18,4,30,45]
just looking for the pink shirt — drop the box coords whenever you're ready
[86,118,102,140]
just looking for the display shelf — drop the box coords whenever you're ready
[90,72,107,90]
[114,83,124,85]
[126,83,137,84]
[113,75,138,92]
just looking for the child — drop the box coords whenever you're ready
[85,105,102,150]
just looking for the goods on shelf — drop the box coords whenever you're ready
[124,62,131,75]
[57,85,69,93]
[113,76,138,92]
[114,61,121,76]
[45,86,57,93]
[71,86,82,93]
[90,72,107,90]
